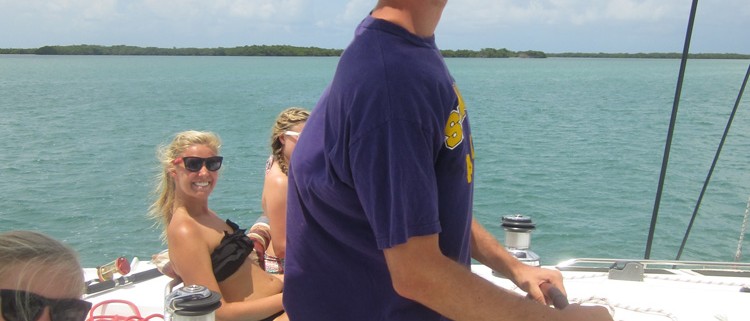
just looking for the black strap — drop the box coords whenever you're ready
[86,268,164,295]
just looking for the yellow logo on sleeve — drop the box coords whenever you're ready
[443,84,474,184]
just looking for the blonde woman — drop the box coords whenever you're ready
[260,108,309,274]
[0,230,91,321]
[150,130,286,321]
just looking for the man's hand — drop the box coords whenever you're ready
[513,264,567,306]
[470,219,571,307]
[151,250,180,279]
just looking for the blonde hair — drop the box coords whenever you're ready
[0,231,85,297]
[270,107,310,175]
[149,130,222,239]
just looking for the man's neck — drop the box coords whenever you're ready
[371,0,446,38]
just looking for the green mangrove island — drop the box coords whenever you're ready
[1,44,748,59]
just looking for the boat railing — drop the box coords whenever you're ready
[557,258,750,269]
[554,258,750,279]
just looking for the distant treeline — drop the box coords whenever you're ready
[0,45,748,59]
[0,45,343,56]
[546,52,750,59]
[1,44,542,57]
[441,48,547,58]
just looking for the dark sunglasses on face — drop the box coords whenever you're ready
[0,289,92,321]
[173,156,223,172]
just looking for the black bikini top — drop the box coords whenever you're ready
[211,219,253,282]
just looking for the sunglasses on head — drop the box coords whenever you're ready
[0,289,92,321]
[173,156,223,172]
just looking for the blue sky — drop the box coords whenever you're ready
[1,0,748,54]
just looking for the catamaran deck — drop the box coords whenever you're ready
[84,258,750,321]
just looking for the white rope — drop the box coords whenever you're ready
[571,297,679,321]
[735,194,750,262]
[499,272,745,319]
[556,272,748,320]
[645,274,750,288]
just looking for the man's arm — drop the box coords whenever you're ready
[470,218,565,304]
[383,233,613,321]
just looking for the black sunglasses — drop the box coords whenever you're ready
[173,156,223,172]
[0,289,92,321]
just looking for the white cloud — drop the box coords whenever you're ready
[81,0,119,21]
[603,0,673,22]
[340,0,372,22]
[139,0,213,20]
[444,0,681,26]
[227,0,276,19]
[1,0,119,22]
[225,0,308,20]
[313,0,371,28]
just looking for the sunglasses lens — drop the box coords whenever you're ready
[205,157,223,171]
[1,290,46,321]
[180,157,222,172]
[49,300,92,321]
[182,157,204,172]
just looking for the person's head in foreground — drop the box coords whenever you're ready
[0,230,91,321]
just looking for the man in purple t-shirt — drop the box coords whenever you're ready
[284,1,612,321]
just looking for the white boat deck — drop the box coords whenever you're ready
[84,258,750,321]
[84,261,172,319]
[472,259,750,321]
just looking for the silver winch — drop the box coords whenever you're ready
[165,284,222,321]
[501,214,540,267]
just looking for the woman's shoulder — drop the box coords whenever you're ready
[264,164,288,189]
[167,210,205,241]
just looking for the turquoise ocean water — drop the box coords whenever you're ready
[1,55,749,267]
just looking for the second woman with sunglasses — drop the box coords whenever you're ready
[0,230,92,321]
[260,107,310,275]
[149,130,287,321]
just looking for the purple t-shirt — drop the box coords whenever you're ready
[285,15,474,321]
